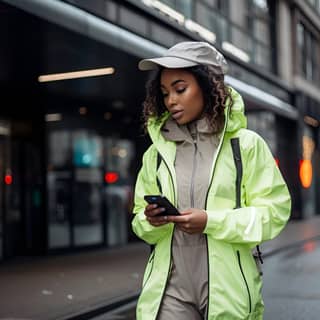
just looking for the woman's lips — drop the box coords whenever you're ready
[171,110,183,120]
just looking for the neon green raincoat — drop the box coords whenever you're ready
[132,88,291,319]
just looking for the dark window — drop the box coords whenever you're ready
[228,0,274,71]
[202,0,229,15]
[297,22,319,82]
[119,6,148,36]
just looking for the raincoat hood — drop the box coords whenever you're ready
[147,86,247,143]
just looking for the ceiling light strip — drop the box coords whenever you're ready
[38,67,115,82]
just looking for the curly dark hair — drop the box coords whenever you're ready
[142,65,233,133]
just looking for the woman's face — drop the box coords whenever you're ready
[160,68,204,125]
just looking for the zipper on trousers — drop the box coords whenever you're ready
[237,250,252,314]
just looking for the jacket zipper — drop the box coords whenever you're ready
[159,152,177,205]
[142,250,155,289]
[137,249,156,312]
[190,132,198,208]
[154,151,176,319]
[237,250,252,314]
[155,226,175,318]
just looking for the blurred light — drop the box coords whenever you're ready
[275,158,279,167]
[118,148,128,158]
[185,19,216,43]
[4,174,12,185]
[253,0,268,10]
[38,67,115,82]
[0,123,10,135]
[105,172,119,184]
[303,241,316,253]
[112,100,125,110]
[304,115,319,127]
[104,112,112,120]
[142,0,185,25]
[82,154,91,164]
[79,107,87,115]
[299,159,312,188]
[302,135,315,160]
[222,42,250,62]
[45,113,62,122]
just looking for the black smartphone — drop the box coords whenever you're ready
[144,195,180,216]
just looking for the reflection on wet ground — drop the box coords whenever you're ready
[263,239,320,320]
[280,239,319,259]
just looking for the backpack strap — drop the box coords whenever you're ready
[156,152,162,194]
[230,138,242,209]
[230,138,263,265]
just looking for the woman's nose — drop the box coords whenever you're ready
[167,93,177,108]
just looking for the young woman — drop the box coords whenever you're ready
[132,41,291,320]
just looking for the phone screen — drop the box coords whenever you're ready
[144,195,180,216]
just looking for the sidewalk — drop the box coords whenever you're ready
[0,243,150,320]
[261,215,320,254]
[0,216,319,320]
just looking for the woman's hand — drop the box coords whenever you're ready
[166,208,207,234]
[144,204,170,227]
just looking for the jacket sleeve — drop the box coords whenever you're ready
[131,146,172,245]
[203,134,291,245]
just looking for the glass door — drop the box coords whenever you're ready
[47,129,104,249]
[0,118,44,259]
[72,130,103,246]
[0,120,10,260]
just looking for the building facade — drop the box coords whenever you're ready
[0,0,319,260]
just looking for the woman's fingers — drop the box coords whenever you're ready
[144,204,166,217]
[144,205,169,227]
[176,222,191,233]
[173,209,207,234]
[147,215,169,226]
[145,207,206,231]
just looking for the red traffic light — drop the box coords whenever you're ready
[104,172,119,184]
[4,174,12,185]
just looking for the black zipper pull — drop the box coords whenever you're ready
[256,245,263,264]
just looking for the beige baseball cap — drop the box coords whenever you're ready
[139,41,228,74]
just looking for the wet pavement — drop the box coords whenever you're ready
[0,243,149,320]
[263,239,320,320]
[91,238,320,320]
[90,300,136,320]
[0,216,320,320]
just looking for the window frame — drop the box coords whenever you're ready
[294,11,320,84]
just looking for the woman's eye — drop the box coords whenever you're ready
[162,92,168,98]
[176,88,186,94]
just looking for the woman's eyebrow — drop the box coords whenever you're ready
[160,79,186,89]
[171,79,186,86]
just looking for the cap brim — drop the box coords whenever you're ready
[138,56,198,71]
